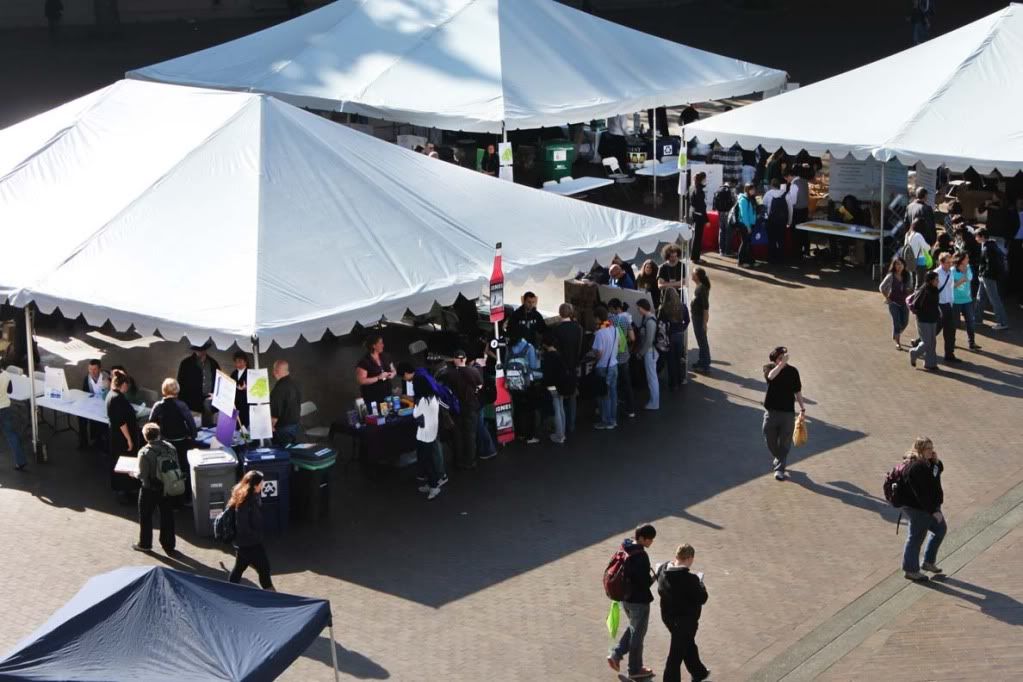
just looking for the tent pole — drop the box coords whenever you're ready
[250,336,260,370]
[679,129,688,222]
[879,161,886,279]
[652,114,658,203]
[24,306,42,461]
[328,624,340,682]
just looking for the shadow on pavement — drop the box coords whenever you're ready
[302,636,390,680]
[786,471,899,522]
[923,576,1023,627]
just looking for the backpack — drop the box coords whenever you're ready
[152,442,186,497]
[654,320,671,354]
[767,188,790,225]
[213,506,237,544]
[603,547,632,601]
[505,343,534,393]
[416,368,460,415]
[712,185,735,213]
[899,241,917,267]
[906,285,925,314]
[883,461,913,507]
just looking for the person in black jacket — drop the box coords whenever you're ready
[540,334,568,444]
[270,360,301,446]
[506,292,547,349]
[230,351,251,429]
[656,544,710,682]
[909,272,941,371]
[974,227,1011,330]
[149,378,198,504]
[608,524,657,679]
[687,172,708,264]
[176,343,220,426]
[107,372,140,498]
[900,437,946,582]
[227,470,275,590]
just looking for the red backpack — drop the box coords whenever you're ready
[883,461,912,507]
[603,547,631,601]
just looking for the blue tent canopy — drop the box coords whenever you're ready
[0,566,333,681]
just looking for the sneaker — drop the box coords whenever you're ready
[969,343,982,351]
[693,670,711,682]
[416,475,427,483]
[774,471,786,481]
[643,405,659,411]
[921,562,944,574]
[904,571,930,582]
[549,435,566,444]
[478,451,497,460]
[923,366,941,372]
[629,668,655,680]
[605,423,617,430]
[607,657,620,673]
[909,349,918,367]
[417,484,431,493]
[526,437,540,445]
[945,355,963,364]
[426,487,441,500]
[131,543,152,553]
[991,323,1009,331]
[437,475,449,487]
[594,423,611,430]
[627,412,636,419]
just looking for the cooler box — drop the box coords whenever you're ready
[703,210,720,253]
[540,139,576,182]
[243,448,291,534]
[188,447,238,538]
[288,444,337,522]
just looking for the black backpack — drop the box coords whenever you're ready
[767,187,790,224]
[882,461,912,507]
[712,185,735,213]
[213,506,237,544]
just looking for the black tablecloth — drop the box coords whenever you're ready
[330,416,418,466]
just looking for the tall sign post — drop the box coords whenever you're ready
[489,242,515,444]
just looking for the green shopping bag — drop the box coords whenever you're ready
[606,601,621,639]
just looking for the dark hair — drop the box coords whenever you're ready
[743,182,756,193]
[594,305,609,322]
[636,299,652,312]
[952,252,969,267]
[233,350,249,364]
[693,266,710,290]
[888,256,907,274]
[541,332,558,349]
[412,373,436,399]
[769,346,788,362]
[364,334,384,352]
[522,291,537,300]
[974,226,989,238]
[635,524,657,541]
[661,243,682,260]
[915,187,928,199]
[88,359,101,368]
[606,297,623,311]
[397,361,416,376]
[925,271,940,285]
[111,370,129,389]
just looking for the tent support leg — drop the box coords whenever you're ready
[25,306,43,462]
[329,624,340,682]
[250,336,266,447]
[879,164,886,280]
[652,117,658,202]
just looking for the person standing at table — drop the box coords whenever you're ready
[903,218,932,290]
[227,470,276,591]
[763,178,792,265]
[230,351,250,429]
[636,259,661,311]
[608,263,636,290]
[107,372,140,497]
[635,300,660,412]
[657,244,684,298]
[736,183,758,268]
[270,360,301,446]
[150,378,198,502]
[607,299,636,420]
[355,334,396,408]
[687,172,708,265]
[0,370,28,471]
[78,358,109,451]
[177,343,220,427]
[791,165,811,259]
[905,187,937,245]
[481,143,500,176]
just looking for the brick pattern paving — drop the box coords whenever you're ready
[1,256,1021,681]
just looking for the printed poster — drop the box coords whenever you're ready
[211,370,236,415]
[246,368,270,405]
[498,142,513,166]
[249,404,273,441]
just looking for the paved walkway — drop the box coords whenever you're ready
[2,255,1021,680]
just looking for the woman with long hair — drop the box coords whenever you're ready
[879,256,912,350]
[227,470,275,590]
[952,252,980,351]
[658,287,688,389]
[903,217,931,289]
[636,259,661,310]
[900,437,946,581]
[690,268,711,373]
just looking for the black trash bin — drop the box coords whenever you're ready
[288,444,337,521]
[242,447,291,533]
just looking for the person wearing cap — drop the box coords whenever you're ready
[439,350,483,469]
[176,342,220,426]
[762,346,805,481]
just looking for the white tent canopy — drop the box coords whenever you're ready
[686,4,1023,175]
[127,0,786,134]
[0,80,681,349]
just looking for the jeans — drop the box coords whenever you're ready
[938,303,956,359]
[549,389,565,441]
[273,423,299,447]
[692,314,710,369]
[611,601,650,675]
[662,621,708,682]
[976,276,1009,326]
[736,224,753,264]
[642,349,659,409]
[954,302,976,345]
[910,320,938,369]
[902,507,947,573]
[230,543,275,590]
[138,487,175,550]
[476,410,496,457]
[888,302,910,339]
[617,361,635,416]
[719,218,733,255]
[763,410,795,473]
[416,439,440,487]
[596,363,618,427]
[667,331,685,387]
[1,407,27,469]
[564,393,577,434]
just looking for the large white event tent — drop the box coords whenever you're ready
[685,4,1023,175]
[0,79,682,350]
[126,0,786,133]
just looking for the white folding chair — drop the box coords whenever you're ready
[602,157,635,200]
[300,401,330,440]
[559,176,574,183]
[543,179,559,188]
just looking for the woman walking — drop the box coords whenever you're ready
[227,470,276,590]
[909,272,941,371]
[879,257,911,350]
[689,268,711,372]
[952,252,981,351]
[413,374,444,499]
[659,287,689,389]
[900,437,946,582]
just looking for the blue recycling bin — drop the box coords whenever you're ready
[242,447,291,533]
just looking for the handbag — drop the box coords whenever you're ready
[793,413,808,447]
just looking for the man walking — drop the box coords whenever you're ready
[608,524,657,680]
[975,227,1010,330]
[657,544,710,682]
[932,252,960,364]
[763,346,806,481]
[132,423,177,554]
[635,299,659,411]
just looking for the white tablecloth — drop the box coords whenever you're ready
[542,177,613,196]
[635,162,681,178]
[36,389,149,425]
[795,220,897,241]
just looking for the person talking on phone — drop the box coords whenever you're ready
[762,346,806,481]
[655,544,710,682]
[899,437,946,582]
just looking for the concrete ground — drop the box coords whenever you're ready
[2,255,1021,680]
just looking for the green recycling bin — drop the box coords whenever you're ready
[541,139,576,182]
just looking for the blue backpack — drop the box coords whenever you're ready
[415,368,460,415]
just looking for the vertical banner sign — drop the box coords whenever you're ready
[490,243,515,444]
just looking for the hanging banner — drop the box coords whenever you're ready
[44,367,69,401]
[211,370,236,415]
[249,404,273,441]
[246,368,270,405]
[498,142,513,166]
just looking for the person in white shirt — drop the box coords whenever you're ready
[931,252,960,364]
[591,306,619,430]
[762,178,793,263]
[904,218,932,289]
[412,374,445,500]
[79,359,110,450]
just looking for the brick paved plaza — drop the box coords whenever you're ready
[2,256,1020,681]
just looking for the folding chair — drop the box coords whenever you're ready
[602,157,635,201]
[300,401,330,441]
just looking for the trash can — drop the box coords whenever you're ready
[540,139,576,182]
[242,447,291,534]
[288,444,337,521]
[188,447,238,538]
[655,135,682,161]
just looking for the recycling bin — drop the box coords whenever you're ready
[243,447,291,534]
[288,444,338,521]
[187,447,238,537]
[540,139,576,182]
